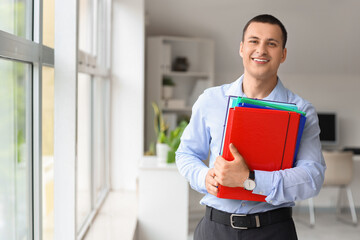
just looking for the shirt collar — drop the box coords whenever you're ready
[225,74,288,102]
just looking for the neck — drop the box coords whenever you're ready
[242,74,278,99]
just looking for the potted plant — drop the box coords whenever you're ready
[162,77,175,100]
[166,120,188,164]
[151,102,170,165]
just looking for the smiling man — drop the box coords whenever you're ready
[240,20,287,99]
[176,14,325,240]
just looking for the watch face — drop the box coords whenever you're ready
[244,179,256,191]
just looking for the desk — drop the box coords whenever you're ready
[138,156,189,240]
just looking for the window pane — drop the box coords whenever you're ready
[42,66,54,240]
[96,0,107,68]
[0,58,31,239]
[77,73,92,231]
[43,0,55,48]
[79,0,94,53]
[93,77,108,202]
[0,0,32,39]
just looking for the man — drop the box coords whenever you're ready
[176,14,326,240]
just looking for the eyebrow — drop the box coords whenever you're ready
[247,36,280,44]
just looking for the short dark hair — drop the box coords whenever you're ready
[242,14,287,49]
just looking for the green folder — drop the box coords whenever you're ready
[220,96,305,156]
[240,97,306,116]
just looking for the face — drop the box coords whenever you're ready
[240,22,287,82]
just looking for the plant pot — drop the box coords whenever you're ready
[162,86,174,100]
[156,143,170,166]
[167,150,176,164]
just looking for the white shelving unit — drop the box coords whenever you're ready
[145,36,214,150]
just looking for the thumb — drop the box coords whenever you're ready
[229,143,241,160]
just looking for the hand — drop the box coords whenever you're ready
[205,168,219,196]
[214,143,250,188]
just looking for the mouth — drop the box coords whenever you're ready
[252,58,270,63]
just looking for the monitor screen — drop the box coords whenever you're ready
[317,112,338,145]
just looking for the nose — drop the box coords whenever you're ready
[256,42,267,55]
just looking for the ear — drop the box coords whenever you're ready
[280,47,287,63]
[239,42,244,58]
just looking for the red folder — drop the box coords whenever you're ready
[217,107,301,202]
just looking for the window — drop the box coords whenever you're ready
[54,0,111,239]
[1,0,111,239]
[0,58,31,240]
[42,1,55,239]
[76,0,111,238]
[43,0,55,48]
[93,76,110,203]
[42,66,54,240]
[0,0,55,239]
[76,73,92,232]
[0,0,32,39]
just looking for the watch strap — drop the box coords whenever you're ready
[249,170,255,180]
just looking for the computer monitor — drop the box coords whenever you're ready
[317,112,338,146]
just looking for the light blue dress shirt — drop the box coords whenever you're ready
[176,75,326,214]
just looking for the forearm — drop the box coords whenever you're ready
[253,102,325,205]
[253,159,325,205]
[176,150,209,194]
[175,91,213,194]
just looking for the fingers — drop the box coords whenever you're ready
[213,146,249,188]
[205,168,219,196]
[213,155,228,185]
[214,155,227,169]
[229,143,241,159]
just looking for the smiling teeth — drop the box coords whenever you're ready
[253,58,269,62]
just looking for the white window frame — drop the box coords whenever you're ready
[76,0,112,238]
[0,0,54,240]
[55,0,112,239]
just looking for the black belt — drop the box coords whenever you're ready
[206,206,292,229]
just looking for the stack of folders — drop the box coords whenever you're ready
[217,96,307,202]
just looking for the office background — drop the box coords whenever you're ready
[1,0,359,239]
[112,0,360,222]
[113,0,360,200]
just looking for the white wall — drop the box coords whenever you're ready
[145,0,360,153]
[111,0,145,190]
[282,74,360,147]
[145,0,360,206]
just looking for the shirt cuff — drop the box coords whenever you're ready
[252,170,274,196]
[196,167,210,194]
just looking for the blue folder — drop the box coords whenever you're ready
[237,102,306,163]
[220,96,306,162]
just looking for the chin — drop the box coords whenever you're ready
[251,71,277,81]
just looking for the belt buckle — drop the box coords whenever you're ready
[230,214,261,229]
[230,214,248,229]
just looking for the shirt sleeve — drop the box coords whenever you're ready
[176,92,211,194]
[252,103,326,205]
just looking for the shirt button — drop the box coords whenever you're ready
[260,191,263,194]
[242,203,246,207]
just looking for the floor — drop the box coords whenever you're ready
[82,191,359,240]
[82,191,137,240]
[293,209,360,240]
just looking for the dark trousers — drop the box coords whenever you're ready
[194,214,298,240]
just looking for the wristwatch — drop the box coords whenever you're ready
[243,171,256,191]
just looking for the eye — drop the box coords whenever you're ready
[268,42,277,47]
[249,40,258,44]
